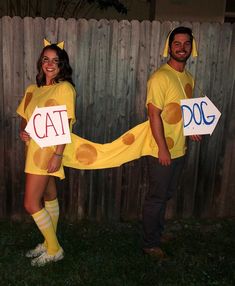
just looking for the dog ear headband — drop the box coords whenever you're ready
[44,39,64,50]
[163,30,198,58]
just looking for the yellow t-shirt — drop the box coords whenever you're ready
[17,81,76,179]
[146,63,194,158]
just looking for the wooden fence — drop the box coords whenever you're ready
[0,16,234,221]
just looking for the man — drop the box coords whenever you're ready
[142,26,201,259]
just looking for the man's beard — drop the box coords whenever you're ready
[169,51,191,63]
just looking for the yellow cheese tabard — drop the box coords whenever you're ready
[16,82,76,179]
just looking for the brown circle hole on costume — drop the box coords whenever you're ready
[33,147,54,170]
[76,144,98,165]
[45,99,58,106]
[24,92,33,112]
[122,133,135,145]
[184,83,193,98]
[166,137,174,150]
[162,102,182,124]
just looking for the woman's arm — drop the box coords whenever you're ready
[47,144,66,173]
[19,118,30,142]
[47,119,71,173]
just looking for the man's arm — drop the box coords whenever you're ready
[148,103,171,166]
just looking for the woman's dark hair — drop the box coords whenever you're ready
[36,44,75,87]
[168,26,193,48]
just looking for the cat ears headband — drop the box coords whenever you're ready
[44,39,64,50]
[162,30,198,58]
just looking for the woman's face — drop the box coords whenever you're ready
[41,49,60,85]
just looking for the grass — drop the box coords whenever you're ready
[0,218,234,286]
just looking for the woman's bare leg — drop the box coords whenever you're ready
[24,174,50,214]
[24,173,61,261]
[44,177,60,233]
[43,176,57,201]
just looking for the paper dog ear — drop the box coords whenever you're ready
[191,37,198,57]
[163,34,170,58]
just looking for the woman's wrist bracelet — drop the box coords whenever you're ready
[54,152,63,158]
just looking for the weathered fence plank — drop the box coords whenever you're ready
[0,17,5,218]
[217,23,235,217]
[2,16,15,217]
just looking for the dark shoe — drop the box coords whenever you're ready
[143,247,168,260]
[160,233,175,244]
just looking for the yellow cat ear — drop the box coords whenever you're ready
[44,39,51,47]
[57,41,64,50]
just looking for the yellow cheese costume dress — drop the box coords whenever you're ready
[16,81,76,179]
[17,63,193,179]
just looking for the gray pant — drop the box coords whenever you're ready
[142,155,185,248]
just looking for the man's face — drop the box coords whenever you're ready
[169,33,192,63]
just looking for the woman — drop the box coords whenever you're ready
[17,40,76,267]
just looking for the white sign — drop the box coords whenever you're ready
[181,96,221,136]
[25,105,71,148]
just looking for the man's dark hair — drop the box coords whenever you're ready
[168,26,193,48]
[36,44,75,87]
